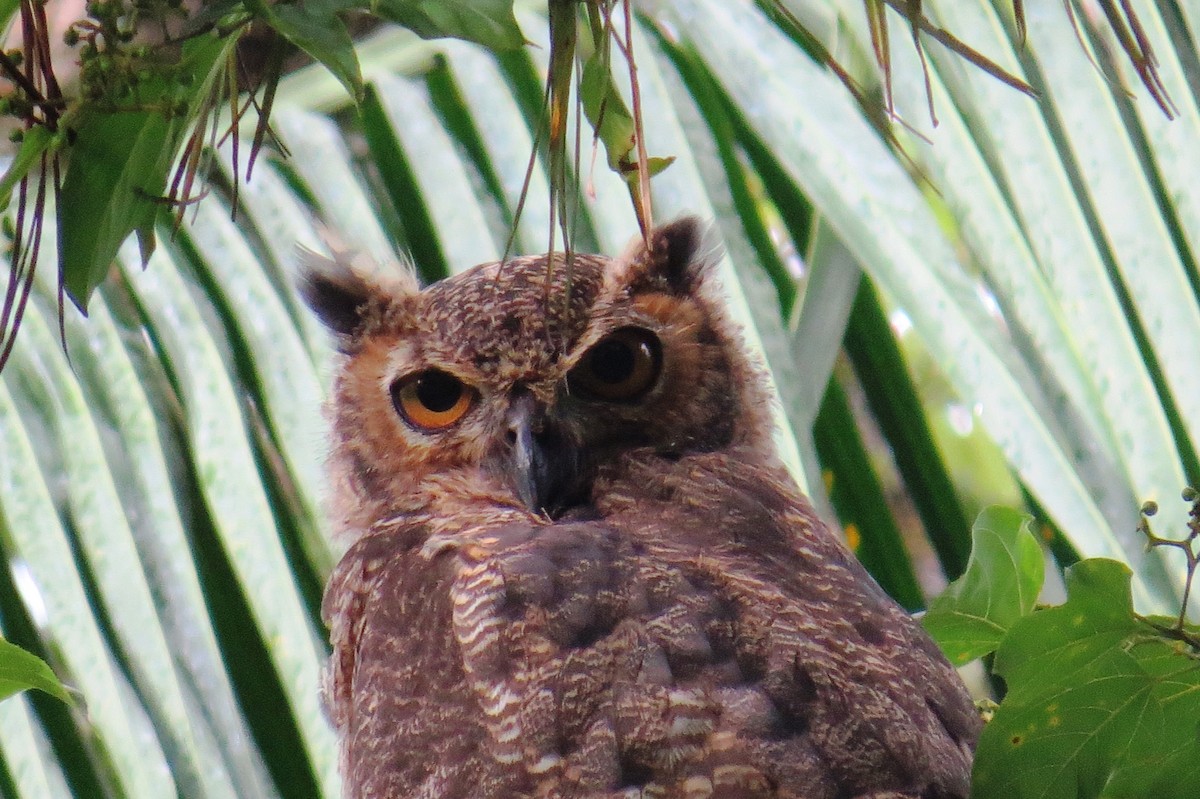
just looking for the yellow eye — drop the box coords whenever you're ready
[568,327,662,402]
[392,370,475,431]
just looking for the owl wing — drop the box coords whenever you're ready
[324,504,978,798]
[436,511,979,796]
[446,507,979,799]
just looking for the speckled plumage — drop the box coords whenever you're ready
[305,219,980,799]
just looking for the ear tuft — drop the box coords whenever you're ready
[617,216,712,295]
[298,246,421,350]
[653,216,706,291]
[297,248,377,342]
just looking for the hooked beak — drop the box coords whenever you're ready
[505,392,584,516]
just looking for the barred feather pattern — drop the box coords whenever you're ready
[323,450,979,799]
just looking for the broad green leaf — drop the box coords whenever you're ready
[267,0,363,103]
[923,507,1043,665]
[0,690,65,799]
[441,40,561,254]
[117,240,340,797]
[0,127,56,211]
[578,47,676,187]
[1107,611,1200,797]
[270,25,436,113]
[272,109,396,267]
[373,0,524,51]
[0,0,19,31]
[59,109,171,307]
[0,380,175,798]
[651,0,1167,611]
[59,33,232,309]
[974,559,1200,799]
[367,72,500,271]
[579,52,636,176]
[0,639,68,704]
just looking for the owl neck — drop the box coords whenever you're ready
[592,445,794,517]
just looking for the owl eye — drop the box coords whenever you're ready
[392,369,475,431]
[569,327,662,402]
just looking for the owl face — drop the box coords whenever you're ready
[303,219,772,538]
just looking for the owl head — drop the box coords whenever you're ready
[302,218,777,539]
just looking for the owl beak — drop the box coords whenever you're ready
[508,400,541,511]
[505,392,582,516]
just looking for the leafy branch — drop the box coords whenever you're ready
[0,0,527,373]
[0,0,1181,375]
[924,496,1200,798]
[1139,491,1200,644]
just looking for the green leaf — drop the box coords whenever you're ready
[0,638,69,704]
[266,0,363,102]
[440,40,561,254]
[973,559,1200,799]
[372,0,523,50]
[58,33,231,310]
[644,155,674,177]
[117,240,341,797]
[0,0,19,30]
[816,377,925,610]
[650,0,1165,612]
[271,108,396,265]
[843,278,974,580]
[922,506,1044,665]
[0,127,56,211]
[7,294,240,798]
[0,378,176,798]
[59,109,170,307]
[181,196,335,579]
[0,682,66,797]
[181,0,246,35]
[579,52,636,175]
[366,73,499,270]
[49,279,276,798]
[578,51,675,188]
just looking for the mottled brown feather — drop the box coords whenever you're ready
[310,218,980,798]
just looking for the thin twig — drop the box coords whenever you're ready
[621,0,652,242]
[0,51,49,119]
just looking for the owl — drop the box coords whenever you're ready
[303,218,981,799]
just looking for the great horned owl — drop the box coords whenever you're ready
[303,219,980,799]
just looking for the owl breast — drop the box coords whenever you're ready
[323,448,979,799]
